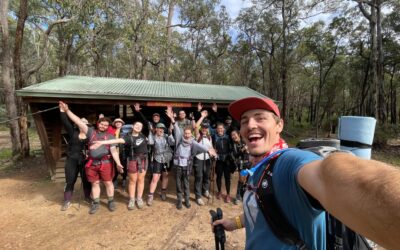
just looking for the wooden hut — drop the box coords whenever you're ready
[17,75,267,181]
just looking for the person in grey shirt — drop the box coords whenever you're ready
[166,105,216,210]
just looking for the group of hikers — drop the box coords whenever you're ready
[58,96,400,249]
[59,101,250,213]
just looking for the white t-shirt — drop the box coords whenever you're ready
[195,136,212,160]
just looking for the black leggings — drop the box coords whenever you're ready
[64,157,91,198]
[215,160,231,195]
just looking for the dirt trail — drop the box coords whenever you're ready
[0,129,245,249]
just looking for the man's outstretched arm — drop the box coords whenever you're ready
[298,153,400,249]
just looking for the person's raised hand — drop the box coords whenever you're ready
[134,103,141,112]
[212,103,218,112]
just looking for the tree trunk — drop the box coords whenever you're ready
[13,0,30,157]
[163,0,174,81]
[280,0,288,121]
[1,0,22,156]
[376,1,386,123]
[389,65,397,124]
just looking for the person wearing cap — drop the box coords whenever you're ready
[112,118,128,189]
[59,104,92,211]
[193,110,214,206]
[212,97,400,249]
[166,105,217,210]
[59,101,124,214]
[147,122,175,205]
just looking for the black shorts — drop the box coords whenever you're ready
[151,160,171,174]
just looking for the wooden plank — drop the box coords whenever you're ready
[30,103,56,179]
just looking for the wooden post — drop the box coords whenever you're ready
[123,105,127,118]
[30,103,56,179]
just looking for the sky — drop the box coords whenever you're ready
[220,0,252,19]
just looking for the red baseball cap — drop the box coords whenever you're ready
[228,97,280,121]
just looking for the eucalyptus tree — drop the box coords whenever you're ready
[174,0,225,83]
[242,0,302,121]
[354,0,390,122]
[203,5,231,84]
[10,0,70,157]
[382,5,400,124]
[114,0,168,80]
[301,18,350,136]
[1,0,21,156]
[236,5,282,98]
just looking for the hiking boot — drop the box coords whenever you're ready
[176,200,183,210]
[61,201,71,211]
[136,198,144,209]
[147,195,154,206]
[89,202,100,214]
[216,192,222,200]
[234,195,241,205]
[196,198,205,206]
[84,197,92,204]
[203,191,211,199]
[160,191,167,201]
[128,199,135,210]
[184,199,191,208]
[108,200,116,212]
[225,195,231,203]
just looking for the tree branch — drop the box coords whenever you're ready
[24,18,71,80]
[357,1,371,20]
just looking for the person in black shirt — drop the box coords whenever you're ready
[213,122,233,203]
[230,129,249,205]
[59,107,91,211]
[60,101,124,214]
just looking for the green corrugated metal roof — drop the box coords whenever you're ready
[16,75,266,103]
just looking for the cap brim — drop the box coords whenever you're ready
[228,97,278,121]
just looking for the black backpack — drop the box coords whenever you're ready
[252,147,373,250]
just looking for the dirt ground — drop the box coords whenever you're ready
[1,130,398,249]
[0,132,245,249]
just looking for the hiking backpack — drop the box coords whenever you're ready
[252,146,373,250]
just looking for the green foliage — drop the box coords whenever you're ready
[0,148,12,160]
[3,0,400,129]
[282,122,316,147]
[373,150,400,167]
[374,123,400,146]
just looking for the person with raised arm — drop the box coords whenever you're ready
[165,105,216,209]
[59,101,123,214]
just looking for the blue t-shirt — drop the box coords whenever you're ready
[244,149,325,250]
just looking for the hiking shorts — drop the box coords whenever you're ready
[128,158,148,173]
[151,160,170,174]
[85,161,114,182]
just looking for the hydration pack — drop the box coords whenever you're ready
[253,146,372,250]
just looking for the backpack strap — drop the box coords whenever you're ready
[255,158,308,250]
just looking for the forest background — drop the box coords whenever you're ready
[1,0,400,160]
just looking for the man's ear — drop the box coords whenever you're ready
[277,119,284,133]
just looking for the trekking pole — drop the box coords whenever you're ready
[210,208,226,250]
[78,177,83,211]
[210,157,217,205]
